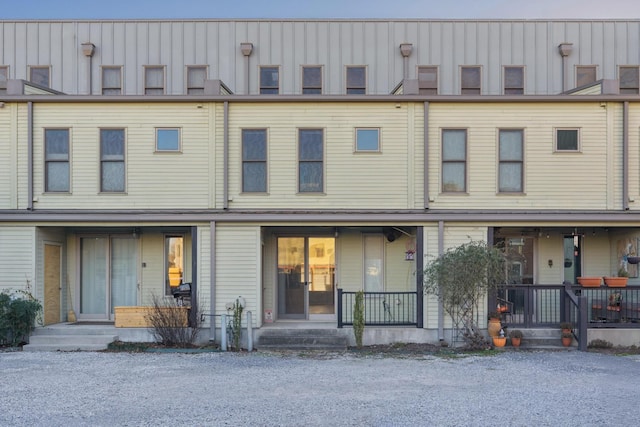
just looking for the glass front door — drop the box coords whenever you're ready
[80,236,138,320]
[277,237,335,320]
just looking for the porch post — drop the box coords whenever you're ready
[578,295,588,352]
[189,226,198,328]
[337,288,343,328]
[438,221,444,340]
[416,226,424,328]
[210,221,216,341]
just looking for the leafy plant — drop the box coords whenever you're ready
[146,294,200,348]
[559,322,573,331]
[423,240,507,347]
[509,329,523,339]
[0,290,43,347]
[230,297,244,351]
[561,331,574,339]
[588,339,613,349]
[617,267,629,277]
[353,290,365,348]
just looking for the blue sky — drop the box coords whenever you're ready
[2,0,640,19]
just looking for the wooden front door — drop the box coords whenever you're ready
[44,244,62,325]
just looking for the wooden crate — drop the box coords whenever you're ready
[114,306,189,328]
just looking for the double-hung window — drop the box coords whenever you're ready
[302,66,322,94]
[260,66,279,94]
[187,66,207,94]
[144,66,165,95]
[499,129,524,193]
[619,66,639,94]
[461,66,481,95]
[44,129,70,192]
[504,66,524,95]
[418,66,438,95]
[102,66,122,95]
[30,66,50,88]
[576,66,597,87]
[441,129,467,193]
[100,129,125,192]
[298,129,324,193]
[346,66,366,94]
[242,129,267,192]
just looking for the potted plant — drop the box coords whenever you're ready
[487,311,502,337]
[492,329,507,347]
[604,268,628,287]
[577,276,602,287]
[509,329,523,347]
[561,331,573,347]
[559,322,573,334]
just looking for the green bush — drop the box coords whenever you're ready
[353,290,365,348]
[0,290,43,347]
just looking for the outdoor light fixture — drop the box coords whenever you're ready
[548,259,553,268]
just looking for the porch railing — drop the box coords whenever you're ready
[337,289,418,328]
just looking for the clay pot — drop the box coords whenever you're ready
[488,318,502,337]
[492,336,507,347]
[511,337,521,347]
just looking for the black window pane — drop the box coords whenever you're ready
[303,67,321,87]
[260,67,279,88]
[557,130,578,150]
[505,67,523,88]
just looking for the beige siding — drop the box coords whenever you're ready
[429,102,613,210]
[227,103,415,210]
[337,229,363,291]
[0,103,13,209]
[16,105,29,209]
[0,227,36,293]
[422,225,440,329]
[31,103,215,210]
[215,225,261,326]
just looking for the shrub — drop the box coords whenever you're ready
[353,290,365,348]
[0,290,42,347]
[588,339,613,349]
[229,298,244,351]
[146,295,200,348]
[509,329,523,339]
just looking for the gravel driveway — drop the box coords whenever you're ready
[1,350,639,426]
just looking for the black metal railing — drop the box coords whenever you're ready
[337,289,417,327]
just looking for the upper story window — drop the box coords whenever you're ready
[346,66,366,94]
[555,129,580,152]
[302,66,322,94]
[242,129,267,192]
[441,129,467,192]
[156,128,181,152]
[461,66,481,95]
[144,66,165,95]
[499,129,524,193]
[30,66,50,88]
[100,129,126,192]
[260,66,279,94]
[619,66,639,94]
[355,128,380,152]
[0,66,8,94]
[576,65,597,87]
[187,66,207,95]
[504,66,524,95]
[102,66,122,95]
[418,66,438,95]
[298,129,324,193]
[44,129,70,193]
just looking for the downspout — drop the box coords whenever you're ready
[240,43,253,95]
[223,101,229,209]
[424,101,429,209]
[81,42,96,95]
[399,43,413,81]
[28,102,33,210]
[416,226,424,328]
[438,220,444,341]
[623,101,629,210]
[209,221,216,341]
[558,43,573,93]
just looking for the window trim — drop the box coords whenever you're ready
[241,128,268,193]
[99,128,126,193]
[554,128,581,152]
[301,65,323,95]
[575,65,598,88]
[259,65,280,95]
[101,65,123,95]
[29,65,51,87]
[441,128,468,193]
[460,65,482,95]
[144,65,166,95]
[619,65,640,94]
[417,65,438,95]
[503,66,525,95]
[155,128,182,153]
[297,128,325,194]
[0,65,9,93]
[346,65,367,95]
[186,65,208,95]
[44,128,71,193]
[355,128,381,153]
[498,128,524,193]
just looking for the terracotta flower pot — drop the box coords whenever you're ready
[492,336,507,347]
[511,337,521,347]
[562,336,572,347]
[577,277,602,287]
[604,277,628,287]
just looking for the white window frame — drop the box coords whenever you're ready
[101,66,122,95]
[355,128,381,152]
[554,128,581,152]
[144,65,165,95]
[155,128,182,152]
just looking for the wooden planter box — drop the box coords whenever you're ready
[114,306,188,328]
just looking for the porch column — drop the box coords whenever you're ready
[190,226,198,327]
[210,221,216,341]
[438,221,444,341]
[416,226,424,328]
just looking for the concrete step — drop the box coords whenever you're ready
[24,324,119,351]
[501,328,577,349]
[257,329,348,350]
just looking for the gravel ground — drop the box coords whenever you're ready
[1,349,639,426]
